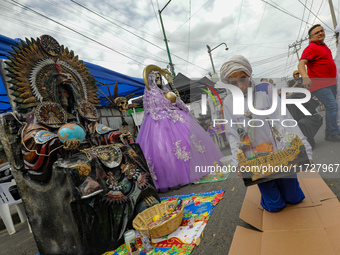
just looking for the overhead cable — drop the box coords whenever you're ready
[70,0,166,52]
[296,0,307,40]
[168,0,214,38]
[261,0,312,25]
[301,0,314,37]
[249,3,267,59]
[12,0,144,65]
[70,0,209,72]
[232,0,244,54]
[101,0,162,39]
[298,0,333,30]
[151,0,163,37]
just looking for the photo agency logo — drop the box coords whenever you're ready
[200,83,312,128]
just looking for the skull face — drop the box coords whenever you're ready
[114,97,129,112]
[119,100,128,112]
[155,73,162,88]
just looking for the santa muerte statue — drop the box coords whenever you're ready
[0,35,159,254]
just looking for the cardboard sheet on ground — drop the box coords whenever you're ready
[105,189,224,255]
[229,172,340,255]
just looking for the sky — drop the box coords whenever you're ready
[1,0,339,87]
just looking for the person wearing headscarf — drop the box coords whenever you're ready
[136,71,223,192]
[220,55,313,212]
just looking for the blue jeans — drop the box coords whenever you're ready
[312,85,340,135]
[258,174,305,212]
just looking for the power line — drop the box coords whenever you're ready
[261,0,312,25]
[12,0,208,71]
[41,0,166,61]
[252,52,288,66]
[283,50,291,75]
[11,0,145,65]
[101,0,162,40]
[0,1,177,72]
[312,0,326,25]
[296,0,307,40]
[70,0,210,72]
[0,8,168,66]
[9,0,334,80]
[255,60,296,78]
[62,1,169,64]
[301,0,314,37]
[249,3,267,59]
[71,0,167,52]
[232,0,244,54]
[168,0,214,38]
[151,0,163,37]
[298,0,333,31]
[5,0,151,61]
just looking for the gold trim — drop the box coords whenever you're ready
[143,65,173,90]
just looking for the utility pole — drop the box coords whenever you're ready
[159,0,176,78]
[328,0,337,29]
[206,45,216,74]
[288,37,308,61]
[206,43,228,82]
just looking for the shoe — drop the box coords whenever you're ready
[325,133,340,142]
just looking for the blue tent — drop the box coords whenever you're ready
[0,34,146,113]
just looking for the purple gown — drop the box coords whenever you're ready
[136,71,224,192]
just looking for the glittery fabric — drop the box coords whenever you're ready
[137,72,224,192]
[143,71,189,122]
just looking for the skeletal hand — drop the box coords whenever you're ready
[120,133,133,144]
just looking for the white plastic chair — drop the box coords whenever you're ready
[0,181,28,235]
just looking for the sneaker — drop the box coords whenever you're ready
[325,133,340,142]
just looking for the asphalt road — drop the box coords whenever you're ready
[1,111,340,255]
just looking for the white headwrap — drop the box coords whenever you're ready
[220,55,252,84]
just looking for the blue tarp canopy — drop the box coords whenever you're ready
[0,34,146,113]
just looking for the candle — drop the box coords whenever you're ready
[124,230,140,255]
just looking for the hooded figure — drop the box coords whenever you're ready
[136,69,224,192]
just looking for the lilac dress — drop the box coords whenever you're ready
[136,71,223,192]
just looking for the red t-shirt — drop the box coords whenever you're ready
[300,41,336,92]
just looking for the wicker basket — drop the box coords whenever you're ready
[133,200,184,238]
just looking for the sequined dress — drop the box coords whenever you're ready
[136,72,223,192]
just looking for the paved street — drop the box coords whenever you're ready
[1,111,339,255]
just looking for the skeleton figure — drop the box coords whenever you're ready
[113,97,129,112]
[155,72,163,88]
[110,82,138,126]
